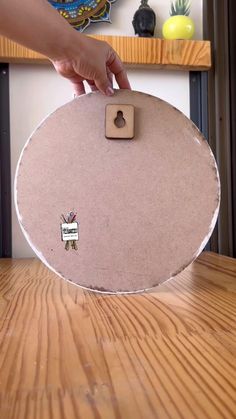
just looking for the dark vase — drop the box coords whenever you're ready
[132,0,156,38]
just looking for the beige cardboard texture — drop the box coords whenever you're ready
[15,90,220,293]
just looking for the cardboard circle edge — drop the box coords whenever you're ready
[14,90,221,294]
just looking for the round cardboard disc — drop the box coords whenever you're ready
[15,90,220,293]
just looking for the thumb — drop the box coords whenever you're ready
[95,71,114,96]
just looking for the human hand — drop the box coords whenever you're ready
[0,0,130,96]
[52,35,131,96]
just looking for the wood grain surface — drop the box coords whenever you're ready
[0,252,236,419]
[0,36,211,70]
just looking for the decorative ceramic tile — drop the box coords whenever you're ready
[48,0,117,32]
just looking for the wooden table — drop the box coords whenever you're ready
[0,252,236,419]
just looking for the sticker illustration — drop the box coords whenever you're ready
[61,211,79,251]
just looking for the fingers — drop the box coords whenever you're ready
[107,69,113,87]
[94,51,130,95]
[107,52,131,90]
[52,61,85,95]
[94,69,114,96]
[86,72,112,94]
[53,44,130,97]
[72,80,85,96]
[86,79,98,92]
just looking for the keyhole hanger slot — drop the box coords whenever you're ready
[114,111,126,128]
[105,104,134,139]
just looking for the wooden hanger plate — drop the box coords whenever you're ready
[15,90,220,293]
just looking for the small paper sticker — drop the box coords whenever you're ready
[61,211,79,251]
[61,222,79,242]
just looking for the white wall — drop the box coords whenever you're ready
[10,0,203,258]
[87,0,203,39]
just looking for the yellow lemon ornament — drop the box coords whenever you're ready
[162,0,195,40]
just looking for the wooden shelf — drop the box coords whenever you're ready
[0,35,211,71]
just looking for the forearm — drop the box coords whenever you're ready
[0,0,130,95]
[0,0,79,60]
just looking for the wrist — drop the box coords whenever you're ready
[48,27,84,62]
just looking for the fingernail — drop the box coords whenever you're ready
[106,86,114,96]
